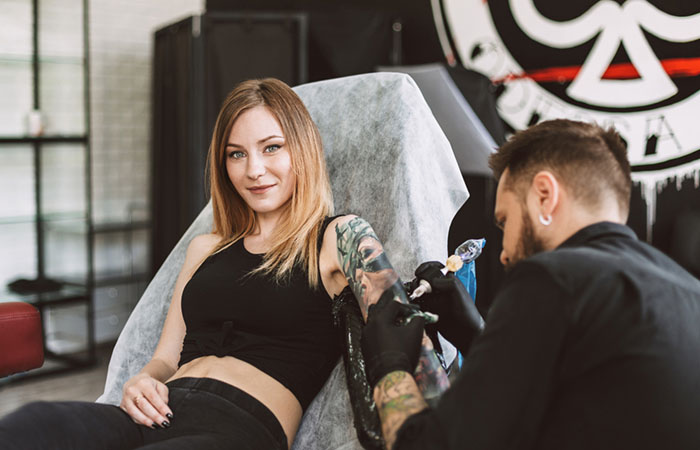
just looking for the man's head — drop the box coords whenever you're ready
[489,119,631,270]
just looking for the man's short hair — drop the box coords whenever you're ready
[489,119,632,216]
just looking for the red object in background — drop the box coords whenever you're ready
[0,302,44,377]
[496,57,700,84]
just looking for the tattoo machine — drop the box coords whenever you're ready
[410,238,485,301]
[401,304,439,325]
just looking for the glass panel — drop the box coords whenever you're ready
[0,1,32,56]
[41,143,87,282]
[93,227,150,280]
[44,302,88,354]
[38,0,83,59]
[38,60,85,134]
[40,143,86,215]
[0,1,33,136]
[0,144,35,219]
[43,217,88,283]
[0,223,37,290]
[38,0,85,135]
[94,232,132,280]
[0,62,33,136]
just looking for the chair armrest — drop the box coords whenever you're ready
[0,301,44,377]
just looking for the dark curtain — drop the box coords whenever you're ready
[152,18,198,276]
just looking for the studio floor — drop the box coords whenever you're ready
[0,345,113,420]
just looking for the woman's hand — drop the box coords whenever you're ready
[120,373,173,429]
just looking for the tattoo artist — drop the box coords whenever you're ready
[361,119,700,450]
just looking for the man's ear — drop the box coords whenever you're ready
[530,171,560,216]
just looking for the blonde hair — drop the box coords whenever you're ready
[208,78,333,287]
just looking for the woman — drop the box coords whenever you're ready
[0,78,445,450]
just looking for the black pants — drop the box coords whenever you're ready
[0,377,288,450]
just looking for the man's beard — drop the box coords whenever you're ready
[505,210,547,272]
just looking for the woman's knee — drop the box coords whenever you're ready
[2,401,68,430]
[1,400,138,450]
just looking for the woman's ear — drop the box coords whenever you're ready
[530,170,560,216]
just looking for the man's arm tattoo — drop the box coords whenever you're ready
[336,217,450,399]
[374,370,428,450]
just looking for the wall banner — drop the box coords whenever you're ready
[434,0,700,237]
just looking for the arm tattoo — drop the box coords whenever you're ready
[336,217,450,400]
[374,370,428,450]
[336,217,404,318]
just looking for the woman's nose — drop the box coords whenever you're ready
[246,154,265,179]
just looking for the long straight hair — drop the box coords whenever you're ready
[208,78,333,287]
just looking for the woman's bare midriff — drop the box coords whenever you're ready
[167,355,301,449]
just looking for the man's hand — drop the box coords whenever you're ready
[361,292,426,389]
[413,261,485,355]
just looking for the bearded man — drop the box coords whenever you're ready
[361,119,700,450]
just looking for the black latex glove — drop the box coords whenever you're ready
[412,261,485,355]
[361,292,426,389]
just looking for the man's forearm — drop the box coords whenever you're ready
[373,370,428,450]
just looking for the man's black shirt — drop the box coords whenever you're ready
[395,222,700,450]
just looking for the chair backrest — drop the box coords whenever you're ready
[97,72,468,449]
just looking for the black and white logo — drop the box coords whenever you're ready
[435,0,700,226]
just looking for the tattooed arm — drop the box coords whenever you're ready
[333,216,450,400]
[373,370,427,450]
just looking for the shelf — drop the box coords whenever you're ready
[0,211,87,226]
[58,272,149,288]
[0,217,150,235]
[0,284,88,307]
[49,219,151,234]
[0,0,97,382]
[94,272,150,287]
[0,53,84,65]
[0,135,88,144]
[94,221,151,233]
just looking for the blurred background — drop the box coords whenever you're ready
[1,0,699,413]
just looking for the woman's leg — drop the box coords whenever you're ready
[141,378,288,450]
[0,400,145,450]
[139,433,272,450]
[0,378,288,450]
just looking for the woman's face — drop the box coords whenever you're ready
[225,106,296,218]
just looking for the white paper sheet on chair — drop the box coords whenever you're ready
[98,72,469,450]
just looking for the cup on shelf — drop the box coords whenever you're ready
[26,109,44,136]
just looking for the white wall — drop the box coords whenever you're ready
[90,0,204,224]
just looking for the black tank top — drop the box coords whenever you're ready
[179,219,341,410]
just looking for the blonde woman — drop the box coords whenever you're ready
[0,78,446,450]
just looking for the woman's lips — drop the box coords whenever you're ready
[248,184,275,194]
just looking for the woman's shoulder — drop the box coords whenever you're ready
[320,214,356,241]
[323,214,358,230]
[187,233,223,259]
[320,214,378,248]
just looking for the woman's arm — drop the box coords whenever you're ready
[320,215,450,400]
[119,233,220,428]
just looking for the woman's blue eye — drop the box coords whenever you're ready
[228,150,246,159]
[264,144,281,153]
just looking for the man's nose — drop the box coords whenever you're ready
[499,249,509,267]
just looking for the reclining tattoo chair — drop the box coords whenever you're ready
[97,72,469,449]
